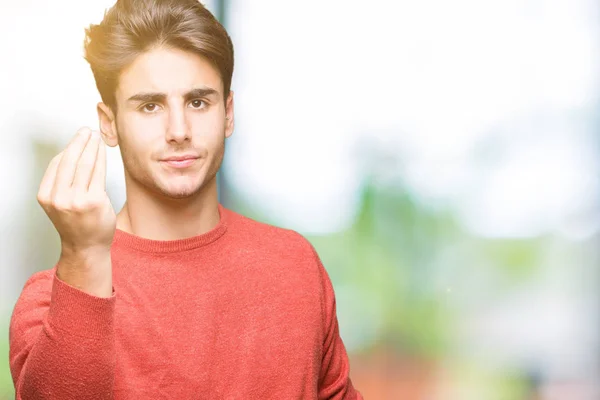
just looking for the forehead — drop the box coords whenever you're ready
[116,47,223,99]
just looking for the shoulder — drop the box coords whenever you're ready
[223,206,317,257]
[222,206,329,286]
[222,207,336,333]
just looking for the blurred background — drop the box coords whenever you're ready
[1,0,599,399]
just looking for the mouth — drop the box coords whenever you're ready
[160,155,199,169]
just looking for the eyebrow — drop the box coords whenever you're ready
[127,87,220,103]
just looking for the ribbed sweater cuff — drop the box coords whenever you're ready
[47,272,116,338]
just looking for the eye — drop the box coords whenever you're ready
[142,103,160,113]
[189,99,206,109]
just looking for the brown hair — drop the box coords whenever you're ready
[84,0,234,111]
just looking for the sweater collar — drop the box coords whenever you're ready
[113,203,228,253]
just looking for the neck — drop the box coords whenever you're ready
[116,176,221,241]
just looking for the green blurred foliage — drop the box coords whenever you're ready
[0,324,13,400]
[306,179,544,358]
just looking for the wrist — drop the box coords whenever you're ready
[60,244,111,262]
[57,247,113,298]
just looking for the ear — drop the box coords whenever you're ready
[97,102,119,147]
[224,90,234,138]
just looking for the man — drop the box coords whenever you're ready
[8,0,362,399]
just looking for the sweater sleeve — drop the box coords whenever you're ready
[9,269,116,400]
[311,249,363,400]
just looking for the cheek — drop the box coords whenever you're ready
[204,130,226,157]
[196,111,225,137]
[189,117,224,149]
[119,115,163,154]
[132,113,165,138]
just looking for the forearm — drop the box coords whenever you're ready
[11,272,116,400]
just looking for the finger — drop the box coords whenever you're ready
[37,152,63,205]
[55,127,92,189]
[72,131,101,190]
[90,135,107,191]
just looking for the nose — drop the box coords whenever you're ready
[165,104,191,144]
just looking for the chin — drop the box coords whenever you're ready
[158,182,204,199]
[162,189,198,199]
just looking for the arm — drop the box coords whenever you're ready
[9,268,116,400]
[313,249,363,400]
[10,128,117,399]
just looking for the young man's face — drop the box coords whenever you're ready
[99,47,233,200]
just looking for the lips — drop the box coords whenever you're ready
[160,154,199,169]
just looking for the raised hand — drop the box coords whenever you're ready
[37,127,116,296]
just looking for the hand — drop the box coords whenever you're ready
[37,127,116,255]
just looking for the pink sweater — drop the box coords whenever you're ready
[9,205,361,399]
